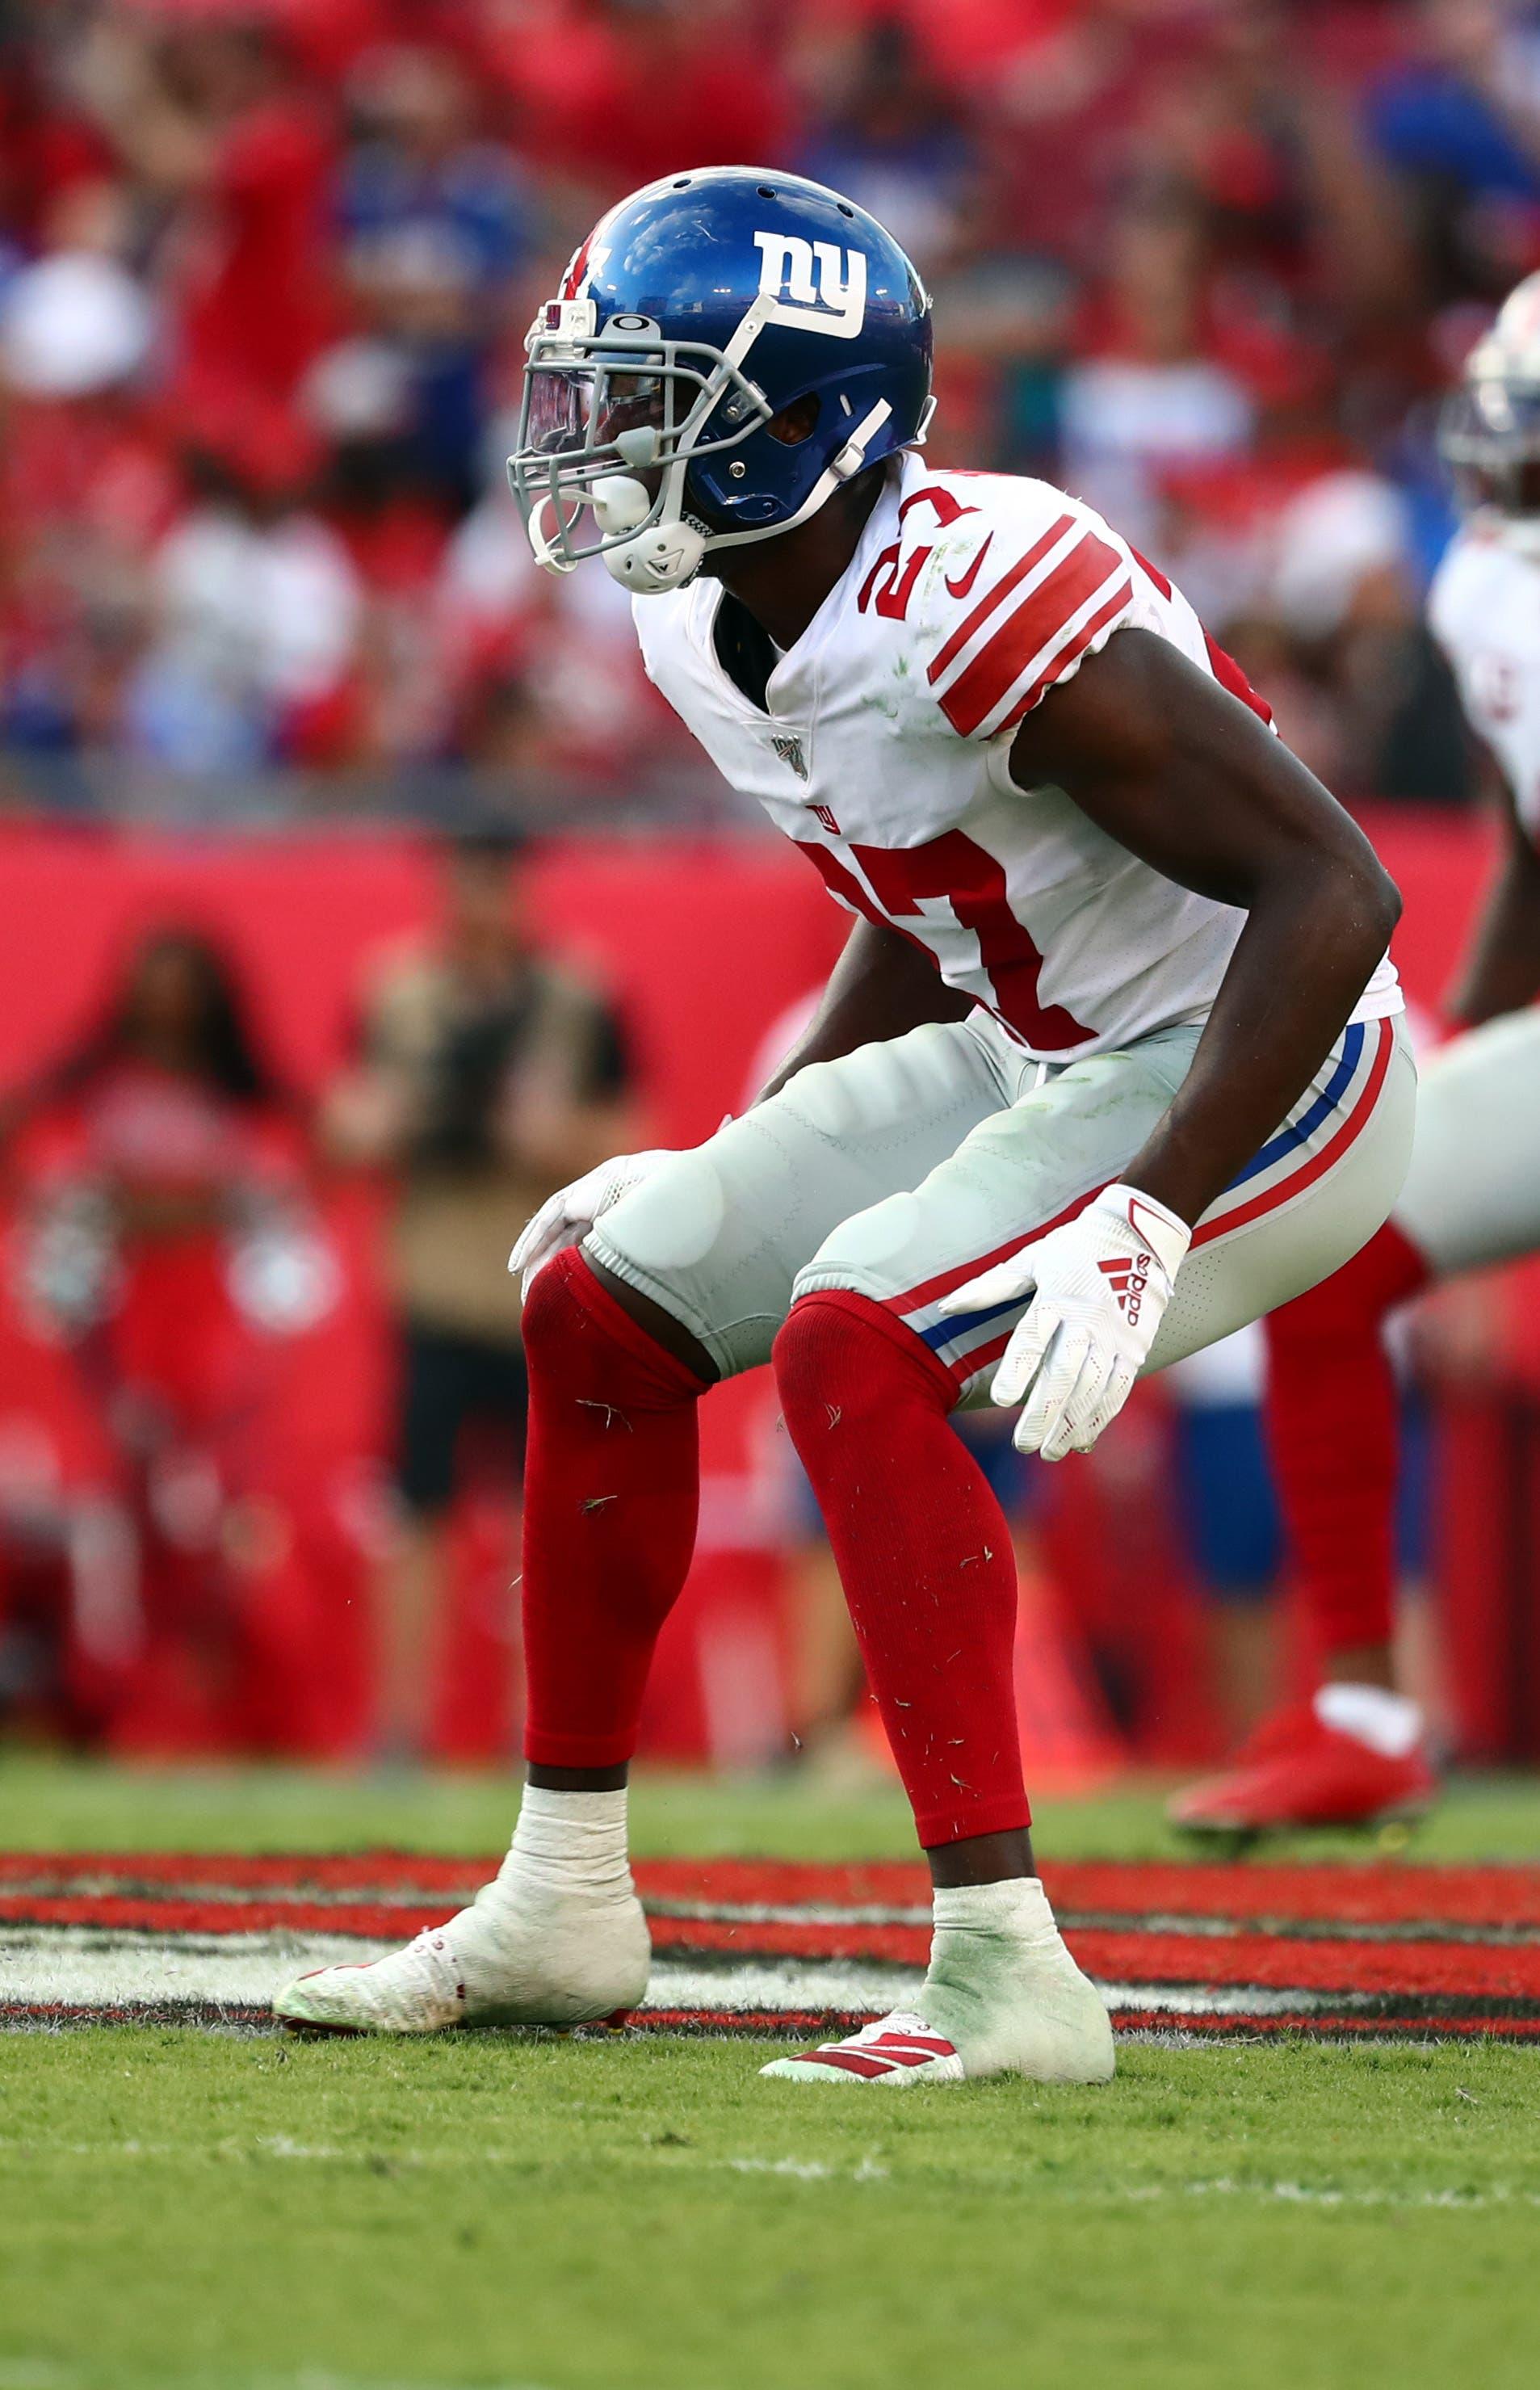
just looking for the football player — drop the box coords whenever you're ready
[1173,273,1540,1840]
[276,170,1408,2082]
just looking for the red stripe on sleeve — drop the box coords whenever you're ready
[1132,546,1173,600]
[938,536,1127,737]
[927,515,1075,683]
[1203,630,1274,727]
[1001,579,1133,729]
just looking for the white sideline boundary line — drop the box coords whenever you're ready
[0,1929,917,2014]
[0,1926,1480,2022]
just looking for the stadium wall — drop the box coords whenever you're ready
[0,813,1534,1767]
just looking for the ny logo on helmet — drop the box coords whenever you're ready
[753,232,867,340]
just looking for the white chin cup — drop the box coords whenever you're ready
[591,473,653,533]
[602,517,707,592]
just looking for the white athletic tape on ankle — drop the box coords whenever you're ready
[506,1784,635,1897]
[930,1876,1056,1938]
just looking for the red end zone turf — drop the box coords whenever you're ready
[5,1852,1540,2041]
[9,1850,1540,1925]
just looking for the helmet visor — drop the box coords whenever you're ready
[1440,376,1540,514]
[509,322,770,570]
[526,363,668,454]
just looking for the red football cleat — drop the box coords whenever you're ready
[1168,1700,1438,1838]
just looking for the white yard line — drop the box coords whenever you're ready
[0,2137,1531,2216]
[0,2367,559,2390]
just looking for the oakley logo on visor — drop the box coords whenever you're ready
[753,232,867,339]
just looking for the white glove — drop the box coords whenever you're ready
[508,1149,675,1296]
[937,1183,1191,1462]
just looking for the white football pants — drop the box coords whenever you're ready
[588,1007,1416,1401]
[1395,1007,1540,1279]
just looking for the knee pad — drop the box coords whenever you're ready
[801,1191,925,1289]
[594,1148,727,1278]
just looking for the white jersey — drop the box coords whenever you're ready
[635,454,1400,1065]
[1429,518,1540,839]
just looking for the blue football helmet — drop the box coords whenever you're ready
[507,166,934,594]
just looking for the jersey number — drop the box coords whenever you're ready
[857,487,980,620]
[796,831,1093,1052]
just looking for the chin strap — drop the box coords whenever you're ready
[602,514,709,593]
[601,451,705,591]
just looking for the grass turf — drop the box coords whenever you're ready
[2,1758,1539,2390]
[6,1749,1540,1860]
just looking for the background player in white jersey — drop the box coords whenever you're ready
[1174,271,1540,1841]
[275,169,1409,2085]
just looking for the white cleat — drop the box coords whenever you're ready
[761,2011,966,2085]
[275,1926,476,2035]
[274,1869,650,2036]
[761,1901,1114,2087]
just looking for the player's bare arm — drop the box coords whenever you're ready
[1009,628,1403,1230]
[1446,763,1540,1027]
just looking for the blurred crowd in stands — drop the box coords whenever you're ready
[0,831,646,1758]
[4,0,1540,821]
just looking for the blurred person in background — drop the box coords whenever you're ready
[1174,269,1540,1837]
[794,15,973,276]
[321,830,639,1763]
[125,401,359,775]
[1159,360,1465,804]
[0,0,1497,818]
[0,924,328,1747]
[480,0,794,202]
[1058,184,1257,552]
[0,176,174,794]
[65,0,337,407]
[1163,1327,1285,1747]
[1165,1320,1434,1761]
[1138,0,1415,327]
[338,42,530,309]
[1369,0,1540,309]
[324,40,531,522]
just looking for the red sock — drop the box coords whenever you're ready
[1263,1219,1431,1665]
[520,1247,708,1769]
[774,1289,1029,1848]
